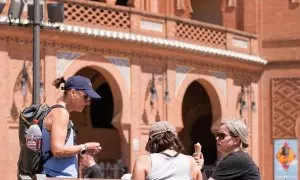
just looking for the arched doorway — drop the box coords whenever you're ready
[178,81,217,178]
[190,0,223,25]
[90,82,114,129]
[70,67,123,178]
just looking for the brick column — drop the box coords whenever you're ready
[129,58,142,171]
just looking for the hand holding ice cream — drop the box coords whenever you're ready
[193,142,204,169]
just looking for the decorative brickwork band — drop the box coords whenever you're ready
[272,78,300,138]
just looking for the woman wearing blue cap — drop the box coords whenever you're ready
[41,75,102,178]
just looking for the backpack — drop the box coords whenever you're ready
[17,104,72,177]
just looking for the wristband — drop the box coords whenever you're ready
[80,144,86,154]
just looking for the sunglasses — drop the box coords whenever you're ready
[216,132,237,140]
[78,91,91,101]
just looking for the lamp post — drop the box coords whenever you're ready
[33,0,40,104]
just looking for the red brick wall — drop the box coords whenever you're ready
[261,0,300,40]
[260,0,300,61]
[259,2,300,179]
[243,0,257,33]
[0,40,33,179]
[260,65,300,180]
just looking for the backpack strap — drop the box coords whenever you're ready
[50,104,66,109]
[37,104,66,128]
[48,104,72,143]
[66,120,73,144]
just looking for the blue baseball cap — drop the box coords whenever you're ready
[64,76,101,100]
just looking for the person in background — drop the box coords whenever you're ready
[195,119,260,180]
[41,75,102,178]
[80,153,103,178]
[133,121,202,180]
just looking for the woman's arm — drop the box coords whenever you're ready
[132,155,151,180]
[49,108,83,157]
[49,108,100,157]
[189,156,203,180]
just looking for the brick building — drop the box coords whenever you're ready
[0,0,299,179]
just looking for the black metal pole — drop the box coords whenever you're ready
[33,0,40,104]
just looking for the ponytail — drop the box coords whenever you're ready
[52,77,66,89]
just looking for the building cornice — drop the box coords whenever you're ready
[0,16,267,65]
[57,24,267,65]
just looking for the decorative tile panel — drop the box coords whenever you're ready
[56,51,81,77]
[176,66,191,95]
[211,71,227,98]
[105,56,130,93]
[272,78,300,138]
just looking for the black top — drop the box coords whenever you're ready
[211,151,260,180]
[84,164,103,178]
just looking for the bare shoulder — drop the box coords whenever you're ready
[133,154,151,180]
[134,154,152,172]
[48,107,69,121]
[44,106,69,129]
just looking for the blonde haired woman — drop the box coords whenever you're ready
[195,119,260,180]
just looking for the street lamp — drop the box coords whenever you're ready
[5,1,63,104]
[32,1,64,104]
[32,0,41,104]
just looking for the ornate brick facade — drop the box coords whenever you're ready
[272,78,300,138]
[0,0,299,179]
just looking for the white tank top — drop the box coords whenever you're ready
[146,152,192,180]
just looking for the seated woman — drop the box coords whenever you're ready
[133,121,202,180]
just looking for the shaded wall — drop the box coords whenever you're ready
[191,0,223,25]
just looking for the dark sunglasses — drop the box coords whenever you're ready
[78,91,91,101]
[216,132,228,140]
[216,132,237,140]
